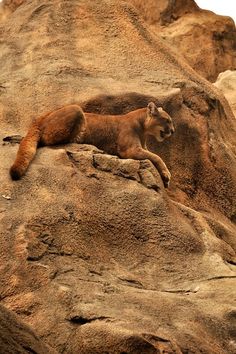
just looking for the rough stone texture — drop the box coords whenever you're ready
[0,303,57,354]
[128,0,236,81]
[128,0,199,26]
[1,0,24,12]
[0,0,236,353]
[0,0,25,21]
[214,70,236,115]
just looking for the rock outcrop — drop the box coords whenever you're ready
[0,304,56,354]
[214,70,236,115]
[128,0,199,26]
[0,0,24,21]
[0,1,236,353]
[128,0,236,81]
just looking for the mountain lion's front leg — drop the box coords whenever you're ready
[119,146,171,188]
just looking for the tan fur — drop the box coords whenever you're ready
[10,102,175,187]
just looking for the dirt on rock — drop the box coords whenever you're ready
[0,1,236,353]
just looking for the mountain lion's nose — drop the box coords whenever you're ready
[165,126,174,135]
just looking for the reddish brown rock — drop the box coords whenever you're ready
[2,0,24,12]
[0,0,25,21]
[128,0,199,25]
[0,1,236,353]
[214,70,236,115]
[0,304,56,354]
[128,0,236,81]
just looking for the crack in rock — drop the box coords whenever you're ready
[69,315,111,325]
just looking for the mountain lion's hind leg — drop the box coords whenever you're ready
[40,105,86,146]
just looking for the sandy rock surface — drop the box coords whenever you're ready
[128,0,236,81]
[0,1,236,353]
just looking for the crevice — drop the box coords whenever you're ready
[118,277,144,289]
[142,333,170,343]
[29,4,51,20]
[66,150,79,168]
[27,254,45,261]
[226,260,236,266]
[69,315,110,325]
[22,346,37,354]
[2,135,23,144]
[161,288,199,294]
[203,275,236,282]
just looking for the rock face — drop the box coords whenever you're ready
[0,0,24,21]
[0,304,56,354]
[128,0,236,81]
[2,0,24,12]
[0,0,236,353]
[214,70,236,115]
[128,0,199,26]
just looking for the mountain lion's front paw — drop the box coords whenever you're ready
[161,169,171,188]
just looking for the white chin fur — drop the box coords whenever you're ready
[156,134,165,142]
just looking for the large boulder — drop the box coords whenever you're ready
[127,0,199,26]
[0,304,56,353]
[0,0,236,353]
[128,0,236,81]
[214,70,236,115]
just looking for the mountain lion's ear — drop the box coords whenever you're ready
[147,102,159,116]
[157,107,164,114]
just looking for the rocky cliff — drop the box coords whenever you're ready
[0,1,236,353]
[128,0,236,81]
[1,0,236,81]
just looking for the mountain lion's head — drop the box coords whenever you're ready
[146,102,175,142]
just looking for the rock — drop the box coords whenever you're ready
[81,88,183,115]
[1,0,25,13]
[0,304,56,354]
[128,0,199,26]
[0,1,236,353]
[0,0,25,22]
[128,0,236,81]
[214,70,236,115]
[65,322,182,353]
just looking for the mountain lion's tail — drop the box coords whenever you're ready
[10,123,41,180]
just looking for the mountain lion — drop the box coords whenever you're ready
[10,102,175,187]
